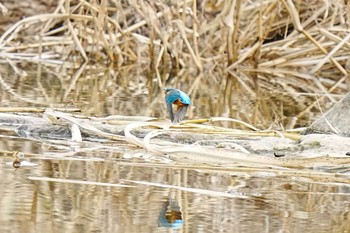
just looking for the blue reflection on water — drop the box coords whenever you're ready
[158,199,183,229]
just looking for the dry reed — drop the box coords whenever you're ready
[0,0,349,128]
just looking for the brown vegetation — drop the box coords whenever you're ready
[0,0,349,128]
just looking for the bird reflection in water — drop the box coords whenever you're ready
[158,198,184,228]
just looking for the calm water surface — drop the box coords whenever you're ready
[0,63,349,232]
[0,138,349,233]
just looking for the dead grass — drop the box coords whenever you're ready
[0,0,349,128]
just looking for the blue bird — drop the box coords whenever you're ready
[164,88,192,123]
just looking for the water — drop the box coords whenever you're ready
[0,62,318,128]
[0,62,349,232]
[0,137,349,232]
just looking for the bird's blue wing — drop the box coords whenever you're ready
[165,89,181,104]
[165,89,192,105]
[178,91,192,105]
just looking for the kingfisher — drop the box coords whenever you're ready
[164,88,192,123]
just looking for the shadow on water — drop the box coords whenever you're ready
[0,62,349,232]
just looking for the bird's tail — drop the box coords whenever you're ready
[174,105,188,123]
[167,102,175,122]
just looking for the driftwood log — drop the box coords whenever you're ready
[1,108,350,171]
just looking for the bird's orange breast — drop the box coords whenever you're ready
[174,99,188,110]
